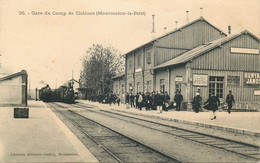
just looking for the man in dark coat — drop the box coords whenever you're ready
[163,91,170,111]
[204,93,220,120]
[192,92,202,113]
[151,91,156,110]
[174,91,183,111]
[126,92,130,104]
[135,93,139,109]
[145,92,151,111]
[226,90,235,114]
[130,93,135,108]
[157,92,164,113]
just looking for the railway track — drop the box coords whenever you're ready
[70,102,260,161]
[47,102,181,163]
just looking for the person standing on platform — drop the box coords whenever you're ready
[125,92,129,109]
[163,91,170,111]
[192,92,202,113]
[226,90,235,114]
[138,92,143,110]
[126,92,129,104]
[204,93,220,120]
[135,93,139,109]
[130,93,135,108]
[145,92,151,111]
[151,91,156,110]
[174,91,183,111]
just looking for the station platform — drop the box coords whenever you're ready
[78,100,260,137]
[0,100,98,163]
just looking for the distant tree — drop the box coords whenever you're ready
[80,44,124,95]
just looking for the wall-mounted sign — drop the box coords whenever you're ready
[193,74,208,86]
[244,72,260,86]
[231,48,259,55]
[175,76,183,82]
[227,75,240,87]
[254,90,260,96]
[135,68,142,73]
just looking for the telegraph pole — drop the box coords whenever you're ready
[72,69,74,88]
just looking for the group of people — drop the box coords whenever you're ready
[87,89,235,120]
[125,91,184,114]
[192,90,235,120]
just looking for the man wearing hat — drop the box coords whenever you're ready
[226,90,235,114]
[174,91,183,111]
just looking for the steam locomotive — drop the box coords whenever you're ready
[39,84,75,103]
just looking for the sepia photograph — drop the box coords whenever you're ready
[0,0,259,162]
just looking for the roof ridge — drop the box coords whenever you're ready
[124,17,227,56]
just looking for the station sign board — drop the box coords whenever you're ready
[175,76,183,82]
[254,90,260,96]
[227,75,240,87]
[244,72,260,87]
[193,74,208,86]
[135,68,142,73]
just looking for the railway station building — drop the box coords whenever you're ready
[0,70,28,106]
[113,17,260,109]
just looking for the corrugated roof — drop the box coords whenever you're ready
[123,17,227,56]
[153,30,259,70]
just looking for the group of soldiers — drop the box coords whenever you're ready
[125,91,184,113]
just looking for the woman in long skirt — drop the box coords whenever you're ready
[204,93,220,120]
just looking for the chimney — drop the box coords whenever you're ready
[228,25,231,34]
[200,7,203,17]
[175,21,178,29]
[164,27,167,34]
[151,14,156,39]
[186,11,189,23]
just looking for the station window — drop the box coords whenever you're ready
[116,85,119,94]
[146,51,152,64]
[160,79,165,93]
[209,76,224,98]
[145,80,152,93]
[121,84,125,94]
[137,54,141,67]
[137,82,141,93]
[175,82,181,93]
[128,59,132,68]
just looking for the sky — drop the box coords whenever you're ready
[0,0,259,89]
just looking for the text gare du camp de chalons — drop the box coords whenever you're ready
[21,11,146,16]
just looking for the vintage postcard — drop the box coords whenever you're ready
[0,0,259,162]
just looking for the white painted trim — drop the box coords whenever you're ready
[231,48,259,54]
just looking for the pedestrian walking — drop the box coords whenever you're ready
[192,92,202,113]
[226,90,235,114]
[174,91,183,111]
[204,93,220,120]
[157,92,164,113]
